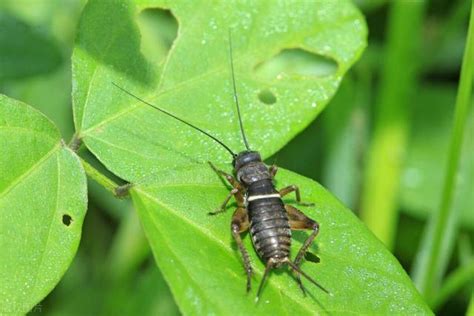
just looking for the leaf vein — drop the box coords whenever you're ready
[0,143,61,199]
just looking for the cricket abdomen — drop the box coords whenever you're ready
[247,180,291,263]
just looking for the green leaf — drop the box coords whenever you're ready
[69,0,430,313]
[131,166,431,315]
[69,0,431,314]
[0,95,87,314]
[72,0,367,181]
[0,12,62,80]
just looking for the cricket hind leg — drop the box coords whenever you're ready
[285,204,321,295]
[231,207,253,292]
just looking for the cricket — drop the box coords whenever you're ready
[113,31,330,301]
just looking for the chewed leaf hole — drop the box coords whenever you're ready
[258,89,277,105]
[62,214,73,226]
[138,8,178,64]
[254,48,338,80]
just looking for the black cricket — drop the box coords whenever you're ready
[113,31,330,301]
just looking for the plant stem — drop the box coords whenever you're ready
[359,0,426,249]
[430,259,474,311]
[412,0,474,301]
[68,133,82,152]
[468,292,474,316]
[79,156,119,195]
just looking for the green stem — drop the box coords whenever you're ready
[79,156,119,195]
[468,292,474,316]
[359,0,426,249]
[424,0,471,70]
[68,133,82,152]
[412,0,474,300]
[430,259,474,311]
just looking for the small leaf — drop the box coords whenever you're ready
[131,166,432,315]
[0,95,87,313]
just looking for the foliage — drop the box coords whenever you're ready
[0,96,87,314]
[0,0,472,315]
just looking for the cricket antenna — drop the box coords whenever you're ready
[112,83,236,157]
[286,260,332,296]
[228,28,250,151]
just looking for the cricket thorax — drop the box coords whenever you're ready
[237,162,272,185]
[233,151,271,185]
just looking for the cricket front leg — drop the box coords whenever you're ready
[208,161,240,187]
[269,164,278,178]
[208,188,239,215]
[208,161,244,214]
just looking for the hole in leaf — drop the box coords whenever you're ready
[254,48,338,80]
[304,251,321,264]
[62,214,73,226]
[258,89,277,105]
[138,8,178,64]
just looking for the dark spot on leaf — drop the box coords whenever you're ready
[305,251,321,264]
[258,89,277,105]
[62,214,73,226]
[254,48,338,80]
[138,8,178,65]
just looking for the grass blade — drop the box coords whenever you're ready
[412,0,474,301]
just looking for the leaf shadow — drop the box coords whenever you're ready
[76,0,157,87]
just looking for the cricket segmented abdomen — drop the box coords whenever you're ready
[247,180,291,262]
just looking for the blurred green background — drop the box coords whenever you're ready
[0,0,472,315]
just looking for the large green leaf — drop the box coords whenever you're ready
[0,95,87,314]
[70,0,431,314]
[72,0,367,181]
[131,166,431,315]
